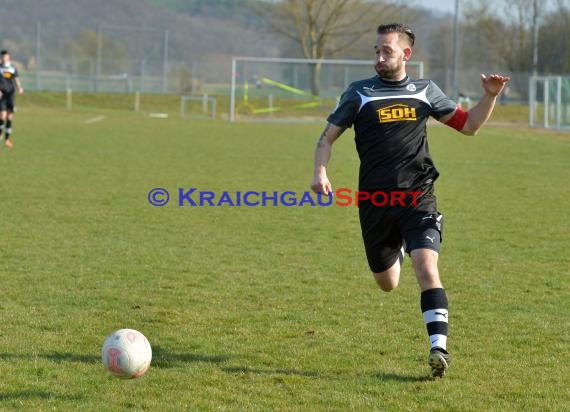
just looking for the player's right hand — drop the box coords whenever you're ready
[311,174,333,195]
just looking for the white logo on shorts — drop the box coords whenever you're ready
[426,235,435,243]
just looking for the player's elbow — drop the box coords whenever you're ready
[461,127,478,136]
[460,120,480,136]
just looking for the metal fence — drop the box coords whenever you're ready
[4,22,197,94]
[529,76,570,130]
[22,70,177,94]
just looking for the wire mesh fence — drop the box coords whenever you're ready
[3,21,568,127]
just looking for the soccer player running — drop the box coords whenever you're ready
[0,50,24,149]
[310,23,509,378]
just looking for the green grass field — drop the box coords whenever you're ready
[0,103,569,411]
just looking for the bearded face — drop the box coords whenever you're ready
[375,58,404,80]
[374,33,410,81]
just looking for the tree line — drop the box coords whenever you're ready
[251,0,570,97]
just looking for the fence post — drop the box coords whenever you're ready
[230,58,237,122]
[556,76,562,129]
[66,89,72,110]
[35,22,41,90]
[529,77,535,127]
[96,24,103,92]
[162,29,169,93]
[544,79,550,129]
[202,93,208,114]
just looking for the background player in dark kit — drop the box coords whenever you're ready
[0,50,25,149]
[310,23,509,378]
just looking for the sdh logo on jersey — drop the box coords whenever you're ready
[377,103,417,123]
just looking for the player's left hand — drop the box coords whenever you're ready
[18,87,24,94]
[481,74,510,97]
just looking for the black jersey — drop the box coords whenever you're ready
[0,63,19,94]
[328,75,457,191]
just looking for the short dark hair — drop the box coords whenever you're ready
[0,50,9,56]
[377,23,415,47]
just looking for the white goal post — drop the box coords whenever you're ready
[229,57,424,122]
[529,75,570,130]
[180,95,217,119]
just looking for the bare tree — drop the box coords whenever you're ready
[461,0,542,97]
[462,0,508,69]
[63,29,129,75]
[538,0,570,73]
[253,0,393,96]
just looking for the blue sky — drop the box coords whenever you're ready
[416,0,457,14]
[433,0,457,13]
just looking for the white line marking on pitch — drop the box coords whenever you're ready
[149,113,169,119]
[85,116,106,124]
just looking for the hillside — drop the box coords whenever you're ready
[0,0,501,95]
[0,0,282,78]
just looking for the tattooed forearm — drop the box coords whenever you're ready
[317,124,332,147]
[313,124,345,176]
[317,124,345,148]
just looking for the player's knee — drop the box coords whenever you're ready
[373,268,400,292]
[413,259,441,291]
[411,249,438,277]
[376,278,398,292]
[416,259,438,279]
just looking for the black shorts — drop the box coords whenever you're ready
[358,183,444,273]
[0,92,15,112]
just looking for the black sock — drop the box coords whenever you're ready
[421,288,449,351]
[0,119,4,138]
[5,119,12,140]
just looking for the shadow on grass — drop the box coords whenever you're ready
[0,352,99,364]
[1,348,230,369]
[0,390,85,401]
[373,372,431,382]
[43,352,100,364]
[152,345,230,368]
[222,366,319,378]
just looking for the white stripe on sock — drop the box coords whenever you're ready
[430,334,447,350]
[423,308,448,324]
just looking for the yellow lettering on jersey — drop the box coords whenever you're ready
[377,104,417,123]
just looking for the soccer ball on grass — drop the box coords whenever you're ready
[101,328,152,379]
